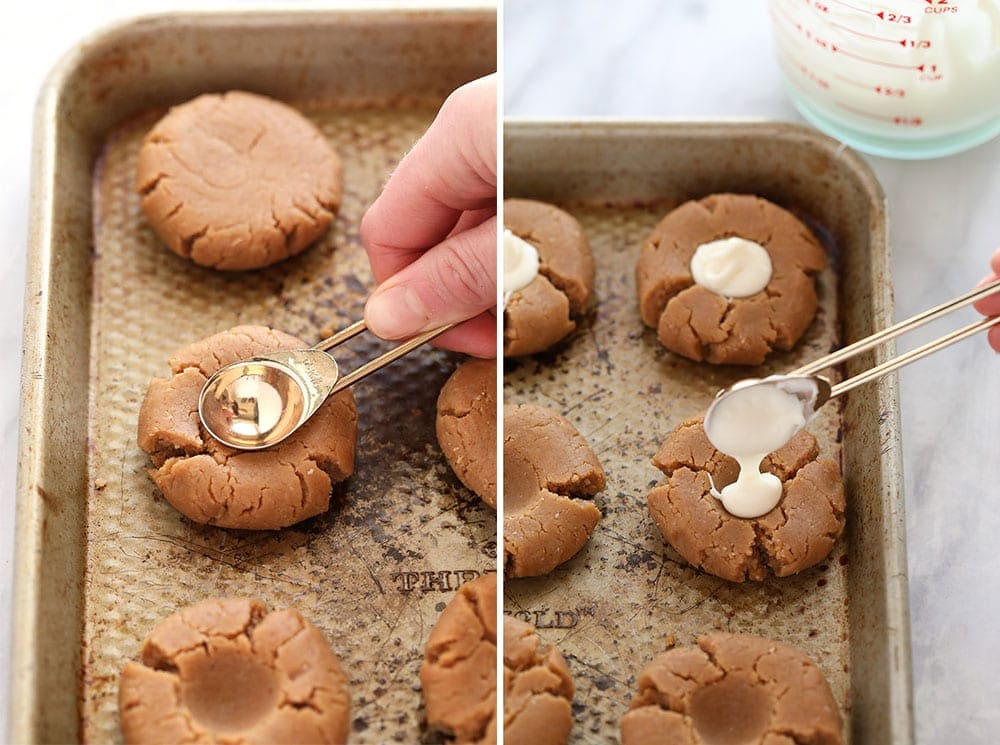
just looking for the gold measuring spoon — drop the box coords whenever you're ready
[706,276,1000,435]
[199,319,452,450]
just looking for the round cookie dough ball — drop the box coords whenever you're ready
[137,325,357,530]
[636,193,828,365]
[647,417,845,583]
[420,573,497,743]
[504,404,605,578]
[136,91,342,270]
[621,633,843,745]
[504,199,596,356]
[436,358,497,508]
[503,616,574,745]
[119,597,350,745]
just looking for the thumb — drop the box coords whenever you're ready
[364,217,497,340]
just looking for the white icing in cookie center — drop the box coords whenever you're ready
[503,229,540,296]
[703,381,806,518]
[690,237,772,298]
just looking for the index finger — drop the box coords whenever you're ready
[974,273,1000,316]
[360,75,497,284]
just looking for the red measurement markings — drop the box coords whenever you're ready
[834,73,872,89]
[833,74,906,96]
[793,21,848,52]
[876,10,913,23]
[830,21,931,47]
[832,44,924,69]
[828,0,917,23]
[923,0,959,12]
[785,55,832,88]
[920,65,943,81]
[835,101,923,125]
[788,19,837,50]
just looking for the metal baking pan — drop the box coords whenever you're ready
[13,8,496,744]
[503,119,913,744]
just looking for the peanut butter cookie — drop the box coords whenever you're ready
[436,358,497,508]
[636,194,827,365]
[647,417,844,583]
[503,616,574,745]
[504,199,595,356]
[137,91,341,270]
[420,573,498,744]
[504,404,604,578]
[137,325,357,530]
[621,633,842,745]
[119,597,350,744]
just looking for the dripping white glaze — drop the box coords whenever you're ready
[703,380,809,518]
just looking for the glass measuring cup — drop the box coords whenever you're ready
[767,0,1000,158]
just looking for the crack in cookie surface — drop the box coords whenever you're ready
[637,194,827,366]
[119,597,350,745]
[503,404,605,578]
[137,325,357,530]
[646,417,844,582]
[503,616,574,745]
[420,574,498,744]
[620,633,843,745]
[436,358,498,508]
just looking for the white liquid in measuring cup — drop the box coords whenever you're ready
[769,0,1000,157]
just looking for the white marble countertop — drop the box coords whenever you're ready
[506,1,999,743]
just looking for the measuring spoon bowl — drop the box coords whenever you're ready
[704,373,832,454]
[199,349,340,450]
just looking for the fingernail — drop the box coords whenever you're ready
[365,285,430,339]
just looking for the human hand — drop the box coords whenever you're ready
[973,247,1000,353]
[360,75,497,358]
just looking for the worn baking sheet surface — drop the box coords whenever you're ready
[15,9,496,744]
[502,122,912,744]
[84,103,494,744]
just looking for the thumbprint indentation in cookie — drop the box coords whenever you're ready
[504,404,605,578]
[620,633,843,745]
[119,597,351,744]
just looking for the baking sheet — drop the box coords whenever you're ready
[13,9,496,744]
[503,120,913,744]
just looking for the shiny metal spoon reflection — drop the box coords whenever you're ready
[198,350,340,450]
[198,320,451,450]
[703,374,832,450]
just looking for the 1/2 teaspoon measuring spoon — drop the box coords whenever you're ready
[706,276,1000,434]
[198,319,452,450]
